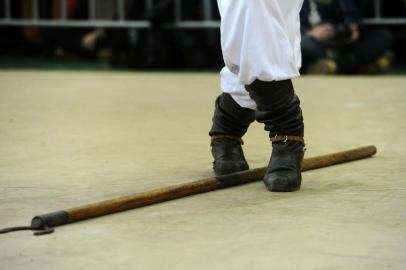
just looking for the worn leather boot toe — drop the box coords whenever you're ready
[263,140,305,192]
[211,136,249,176]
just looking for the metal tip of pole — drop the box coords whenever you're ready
[0,225,54,235]
[33,226,55,236]
[0,226,33,233]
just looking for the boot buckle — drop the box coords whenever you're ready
[270,135,305,145]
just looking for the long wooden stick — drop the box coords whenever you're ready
[0,145,377,235]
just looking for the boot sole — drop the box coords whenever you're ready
[263,178,301,192]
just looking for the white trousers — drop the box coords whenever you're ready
[217,0,304,109]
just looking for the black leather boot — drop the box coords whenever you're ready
[264,138,305,191]
[246,80,305,192]
[209,93,255,176]
[211,135,249,176]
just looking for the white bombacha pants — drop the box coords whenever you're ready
[217,0,304,109]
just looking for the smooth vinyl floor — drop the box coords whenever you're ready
[0,71,405,270]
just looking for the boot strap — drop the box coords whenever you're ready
[211,135,244,145]
[270,135,305,145]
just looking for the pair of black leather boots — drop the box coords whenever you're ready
[209,79,305,192]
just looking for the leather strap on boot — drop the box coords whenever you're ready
[270,135,305,145]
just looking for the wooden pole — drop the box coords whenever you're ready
[1,145,377,235]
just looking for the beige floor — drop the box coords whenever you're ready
[0,71,405,270]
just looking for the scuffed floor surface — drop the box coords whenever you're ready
[0,71,405,270]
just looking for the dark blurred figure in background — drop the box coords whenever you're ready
[0,0,56,58]
[108,0,221,69]
[0,0,221,69]
[357,0,406,67]
[3,0,403,71]
[300,0,393,74]
[41,0,102,59]
[0,0,105,60]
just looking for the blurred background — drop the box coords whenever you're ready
[0,0,405,73]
